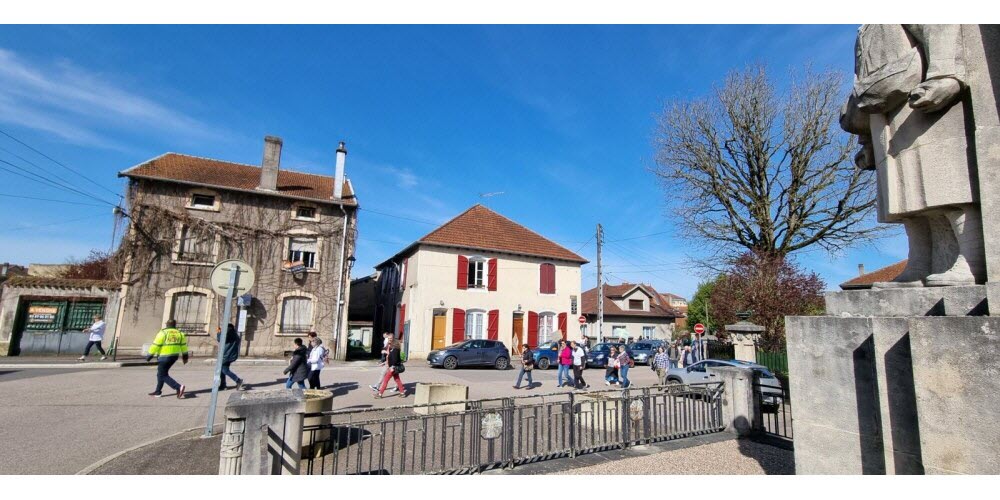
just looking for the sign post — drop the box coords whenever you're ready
[205,259,255,438]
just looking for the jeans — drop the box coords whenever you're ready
[557,364,572,387]
[285,376,306,389]
[573,365,587,388]
[619,364,631,388]
[308,369,322,389]
[605,367,618,384]
[378,367,404,395]
[83,340,105,356]
[669,359,678,369]
[656,368,667,385]
[515,367,534,388]
[155,355,181,393]
[220,362,240,387]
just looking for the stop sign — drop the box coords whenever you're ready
[693,323,706,334]
[578,315,587,324]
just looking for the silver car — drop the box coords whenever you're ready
[665,359,783,401]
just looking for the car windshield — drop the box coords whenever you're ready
[592,343,618,352]
[444,341,470,350]
[632,343,651,350]
[539,342,558,350]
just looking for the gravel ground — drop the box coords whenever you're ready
[559,439,794,475]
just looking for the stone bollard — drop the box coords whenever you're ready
[219,389,307,475]
[707,366,759,437]
[413,383,468,415]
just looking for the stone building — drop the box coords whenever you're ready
[112,136,358,359]
[580,283,682,342]
[373,205,587,359]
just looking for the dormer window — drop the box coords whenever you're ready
[296,206,316,219]
[629,299,644,311]
[191,194,215,208]
[185,189,221,212]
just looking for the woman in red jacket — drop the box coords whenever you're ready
[557,339,573,388]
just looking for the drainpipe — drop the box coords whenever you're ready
[333,205,350,360]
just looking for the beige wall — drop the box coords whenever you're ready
[402,246,581,358]
[584,317,675,342]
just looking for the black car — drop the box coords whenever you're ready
[427,339,510,370]
[585,342,630,368]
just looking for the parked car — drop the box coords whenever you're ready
[585,342,629,368]
[427,339,510,370]
[626,340,665,365]
[665,359,783,401]
[532,341,562,369]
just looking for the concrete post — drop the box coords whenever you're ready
[707,366,758,437]
[724,321,764,363]
[219,389,307,475]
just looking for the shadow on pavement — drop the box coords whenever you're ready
[736,437,795,475]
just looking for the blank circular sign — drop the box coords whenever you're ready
[210,259,256,297]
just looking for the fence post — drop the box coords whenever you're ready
[706,366,757,437]
[504,397,516,468]
[568,392,577,458]
[218,389,307,475]
[621,389,630,449]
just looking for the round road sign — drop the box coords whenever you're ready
[578,315,587,324]
[210,259,256,297]
[693,323,706,334]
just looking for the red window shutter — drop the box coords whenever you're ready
[487,258,498,291]
[558,312,568,340]
[457,255,469,290]
[527,311,539,347]
[540,263,555,294]
[398,304,406,337]
[487,310,499,340]
[452,308,466,343]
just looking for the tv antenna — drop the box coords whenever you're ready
[479,191,505,208]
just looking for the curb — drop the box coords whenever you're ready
[76,424,223,475]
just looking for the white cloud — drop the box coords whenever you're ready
[0,48,225,149]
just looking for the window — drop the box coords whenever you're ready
[642,326,655,338]
[538,312,556,343]
[629,299,644,311]
[170,292,209,334]
[467,258,485,289]
[191,193,216,208]
[539,263,556,294]
[176,224,213,263]
[280,296,314,333]
[580,324,588,338]
[465,310,486,340]
[288,237,318,269]
[612,325,628,339]
[296,206,317,219]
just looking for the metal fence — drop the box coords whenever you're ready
[706,341,735,360]
[755,350,788,375]
[295,382,725,475]
[755,381,792,441]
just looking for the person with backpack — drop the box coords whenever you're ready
[370,332,398,394]
[617,346,633,389]
[283,338,309,389]
[514,344,534,389]
[216,323,244,391]
[374,339,407,398]
[306,337,328,389]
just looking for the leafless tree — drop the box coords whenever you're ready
[652,65,880,259]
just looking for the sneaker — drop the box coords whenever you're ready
[369,384,378,391]
[78,356,86,361]
[605,381,611,386]
[148,392,163,398]
[176,385,186,399]
[388,387,398,393]
[399,392,408,398]
[100,356,107,361]
[512,386,520,389]
[236,379,244,391]
[373,393,383,399]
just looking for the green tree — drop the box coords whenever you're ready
[685,278,720,337]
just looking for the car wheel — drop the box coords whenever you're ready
[537,357,550,370]
[495,357,509,370]
[443,356,458,370]
[667,377,682,385]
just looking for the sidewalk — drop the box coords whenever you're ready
[0,355,384,369]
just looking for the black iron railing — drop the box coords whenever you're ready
[295,382,724,475]
[755,381,792,441]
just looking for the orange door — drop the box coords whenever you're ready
[512,315,524,355]
[432,313,447,350]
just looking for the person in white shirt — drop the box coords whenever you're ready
[571,341,589,390]
[79,314,107,361]
[307,337,328,389]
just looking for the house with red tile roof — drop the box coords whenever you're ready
[111,136,358,359]
[839,260,907,289]
[581,283,683,343]
[373,205,586,360]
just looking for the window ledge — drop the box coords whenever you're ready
[172,260,215,267]
[275,332,315,337]
[185,205,221,213]
[284,268,320,274]
[292,216,320,223]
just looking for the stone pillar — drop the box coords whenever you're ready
[724,320,764,363]
[220,389,307,475]
[707,366,758,436]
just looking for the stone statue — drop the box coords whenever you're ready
[841,25,986,287]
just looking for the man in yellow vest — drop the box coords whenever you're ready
[146,319,189,398]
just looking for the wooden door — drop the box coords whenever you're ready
[512,315,524,355]
[432,313,447,350]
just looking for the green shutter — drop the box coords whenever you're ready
[65,302,105,331]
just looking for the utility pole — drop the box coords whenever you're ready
[596,223,604,342]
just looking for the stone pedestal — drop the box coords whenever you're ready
[724,321,764,364]
[413,383,468,415]
[707,366,757,436]
[786,285,999,475]
[220,389,307,475]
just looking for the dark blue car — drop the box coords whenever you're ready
[427,339,510,370]
[585,342,630,368]
[532,341,562,369]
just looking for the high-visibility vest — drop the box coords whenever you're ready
[149,328,189,357]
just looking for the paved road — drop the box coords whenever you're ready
[0,360,660,474]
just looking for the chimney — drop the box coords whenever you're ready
[858,263,865,277]
[259,136,282,191]
[333,141,347,199]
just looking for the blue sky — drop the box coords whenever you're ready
[0,25,907,298]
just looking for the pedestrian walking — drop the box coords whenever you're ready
[374,339,407,398]
[514,344,535,389]
[668,341,681,369]
[283,338,309,389]
[370,332,398,394]
[652,346,670,386]
[617,347,633,389]
[145,320,188,398]
[571,341,589,389]
[307,337,328,389]
[604,346,620,386]
[682,345,695,367]
[216,323,244,390]
[557,340,573,387]
[78,314,107,361]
